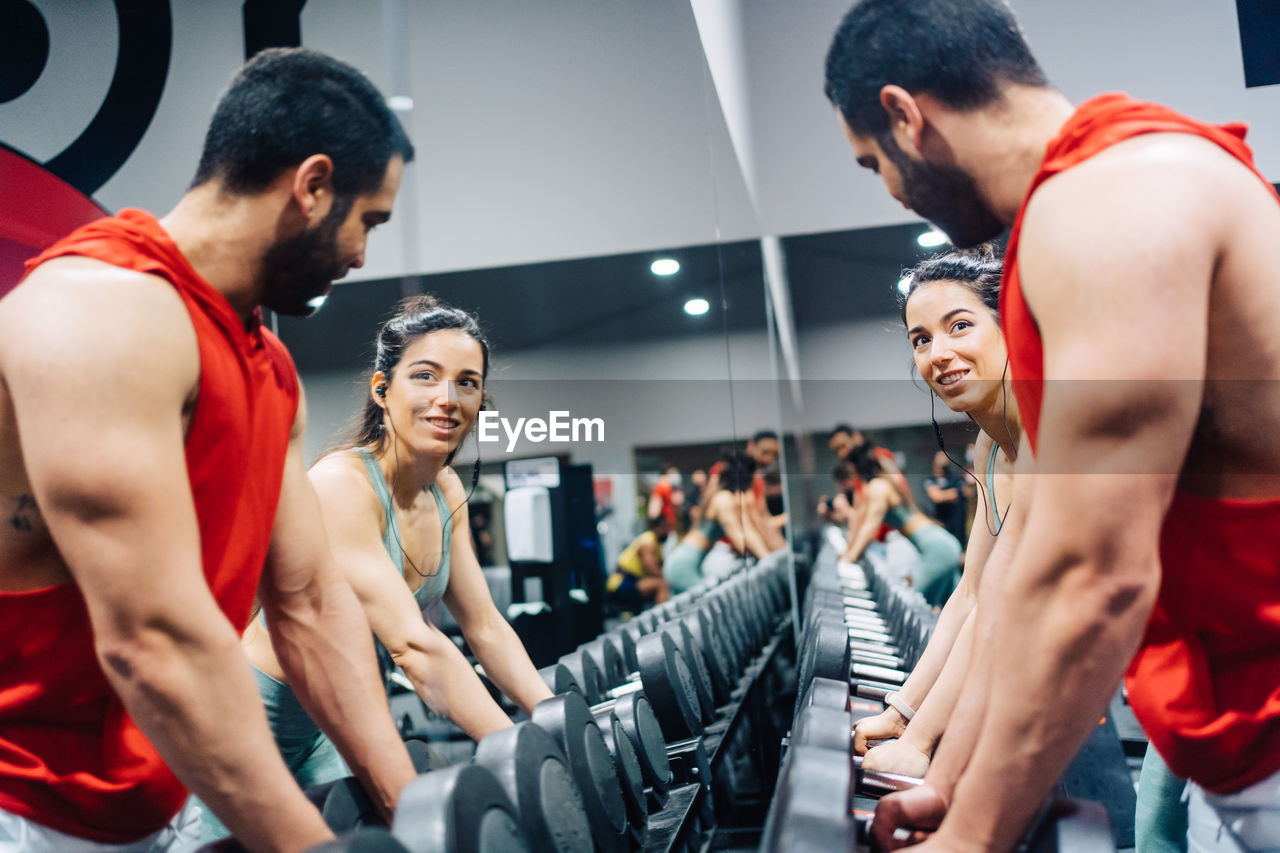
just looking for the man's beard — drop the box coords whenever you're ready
[260,198,351,317]
[881,135,1005,248]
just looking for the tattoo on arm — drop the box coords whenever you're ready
[9,494,37,532]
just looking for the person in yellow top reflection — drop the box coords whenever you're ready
[607,514,672,611]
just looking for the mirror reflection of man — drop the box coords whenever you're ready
[825,1,1280,848]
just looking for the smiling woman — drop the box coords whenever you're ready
[849,245,1026,782]
[204,294,555,844]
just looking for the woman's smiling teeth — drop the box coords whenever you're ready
[428,417,459,429]
[938,369,968,387]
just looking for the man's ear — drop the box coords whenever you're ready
[879,85,925,156]
[290,154,335,223]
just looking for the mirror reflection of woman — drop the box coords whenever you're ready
[850,247,1022,780]
[838,443,963,607]
[665,452,773,594]
[235,296,551,806]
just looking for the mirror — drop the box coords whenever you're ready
[270,2,777,628]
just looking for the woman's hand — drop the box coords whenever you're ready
[862,738,931,778]
[853,706,908,754]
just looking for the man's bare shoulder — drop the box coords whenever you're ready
[0,257,196,372]
[1026,132,1250,230]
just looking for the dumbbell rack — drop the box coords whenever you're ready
[761,530,1120,852]
[644,619,792,851]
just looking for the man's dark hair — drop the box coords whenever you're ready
[193,48,415,197]
[824,0,1048,137]
[751,429,779,444]
[719,451,758,494]
[832,423,855,437]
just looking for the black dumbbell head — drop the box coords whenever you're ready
[392,764,528,853]
[530,693,628,853]
[635,631,703,741]
[473,722,593,853]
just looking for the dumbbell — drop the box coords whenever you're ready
[631,621,716,724]
[305,740,437,833]
[537,658,672,807]
[759,746,862,853]
[805,573,926,650]
[392,764,528,852]
[677,608,735,706]
[473,722,593,853]
[797,616,912,706]
[529,692,631,853]
[623,596,740,690]
[798,612,911,676]
[563,632,705,742]
[789,701,923,800]
[203,764,528,853]
[525,674,650,847]
[601,616,726,716]
[762,745,1117,853]
[581,627,716,726]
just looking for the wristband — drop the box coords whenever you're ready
[886,692,916,722]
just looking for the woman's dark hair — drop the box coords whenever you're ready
[824,0,1047,139]
[898,243,1003,327]
[718,451,758,494]
[846,442,888,483]
[338,294,490,456]
[193,48,414,198]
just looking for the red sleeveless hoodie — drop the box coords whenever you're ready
[0,209,299,840]
[1002,94,1280,793]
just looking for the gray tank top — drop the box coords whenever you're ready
[355,447,453,610]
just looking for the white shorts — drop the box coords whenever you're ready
[0,797,203,853]
[701,541,743,583]
[1188,768,1280,852]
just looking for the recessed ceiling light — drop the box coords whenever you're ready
[307,294,328,309]
[651,258,680,276]
[917,229,948,248]
[897,276,912,295]
[387,95,414,112]
[684,298,709,315]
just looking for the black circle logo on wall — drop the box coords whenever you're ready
[6,0,172,196]
[0,0,50,104]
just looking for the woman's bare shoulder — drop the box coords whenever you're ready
[309,449,383,515]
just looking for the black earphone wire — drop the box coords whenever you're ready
[929,358,1015,538]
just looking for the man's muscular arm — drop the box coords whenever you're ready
[929,152,1210,852]
[260,387,416,818]
[0,261,332,853]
